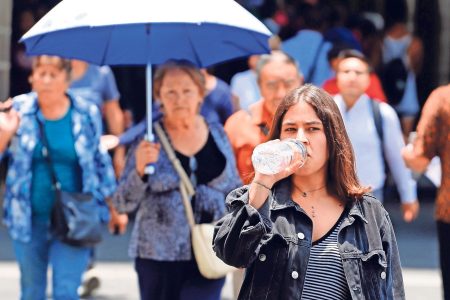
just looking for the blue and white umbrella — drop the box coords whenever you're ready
[21,0,271,163]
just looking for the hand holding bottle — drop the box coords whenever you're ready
[249,139,307,209]
[252,138,307,175]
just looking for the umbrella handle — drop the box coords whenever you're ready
[145,63,155,175]
[144,134,156,175]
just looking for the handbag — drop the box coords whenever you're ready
[155,122,237,279]
[38,119,102,247]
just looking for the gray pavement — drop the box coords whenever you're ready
[0,201,443,299]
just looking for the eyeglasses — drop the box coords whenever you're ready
[263,79,298,91]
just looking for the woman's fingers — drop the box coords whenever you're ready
[136,141,161,171]
[0,98,13,112]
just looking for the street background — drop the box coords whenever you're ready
[0,195,443,299]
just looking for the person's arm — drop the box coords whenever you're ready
[401,144,430,173]
[100,66,126,178]
[213,147,301,267]
[112,138,160,214]
[213,185,272,268]
[103,101,126,177]
[105,197,128,235]
[381,211,406,299]
[402,87,442,173]
[380,104,419,221]
[0,99,20,155]
[408,36,423,75]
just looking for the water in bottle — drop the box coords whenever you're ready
[252,139,307,175]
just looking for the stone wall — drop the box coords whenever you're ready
[0,0,12,100]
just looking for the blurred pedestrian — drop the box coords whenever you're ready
[230,55,261,111]
[225,51,303,184]
[0,55,116,300]
[70,59,128,298]
[213,85,406,299]
[112,60,241,300]
[199,68,234,125]
[282,3,332,86]
[380,0,423,138]
[402,84,450,300]
[70,59,126,177]
[322,44,387,102]
[334,49,419,222]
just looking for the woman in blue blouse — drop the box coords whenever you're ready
[0,55,116,300]
[112,60,241,300]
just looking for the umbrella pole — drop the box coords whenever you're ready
[145,63,155,174]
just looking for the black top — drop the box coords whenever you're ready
[176,131,226,223]
[176,131,226,185]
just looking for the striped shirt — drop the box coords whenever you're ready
[301,217,350,300]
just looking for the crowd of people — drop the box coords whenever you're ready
[1,0,449,300]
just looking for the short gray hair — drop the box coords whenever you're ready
[255,50,302,82]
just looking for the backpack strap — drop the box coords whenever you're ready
[370,99,383,143]
[369,99,390,177]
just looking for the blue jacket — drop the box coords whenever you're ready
[2,92,116,242]
[213,179,405,300]
[113,121,242,261]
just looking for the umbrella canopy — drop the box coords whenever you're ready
[21,0,271,67]
[21,0,271,173]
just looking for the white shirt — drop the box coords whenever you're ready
[334,94,417,203]
[230,69,260,111]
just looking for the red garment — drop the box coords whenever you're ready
[224,100,272,184]
[323,73,387,102]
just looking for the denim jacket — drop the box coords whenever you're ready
[213,179,405,300]
[113,121,242,261]
[2,92,116,242]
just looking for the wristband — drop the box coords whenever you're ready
[252,180,272,191]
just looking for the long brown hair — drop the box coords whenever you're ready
[268,84,370,200]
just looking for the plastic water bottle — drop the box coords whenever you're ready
[252,139,307,175]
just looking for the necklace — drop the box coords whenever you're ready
[293,184,326,198]
[311,205,316,218]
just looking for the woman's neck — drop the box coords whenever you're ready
[291,173,328,199]
[38,94,70,120]
[163,115,201,131]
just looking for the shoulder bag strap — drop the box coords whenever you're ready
[154,122,196,228]
[36,117,61,191]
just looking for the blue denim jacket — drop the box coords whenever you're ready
[112,121,242,261]
[213,179,405,300]
[2,92,116,242]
